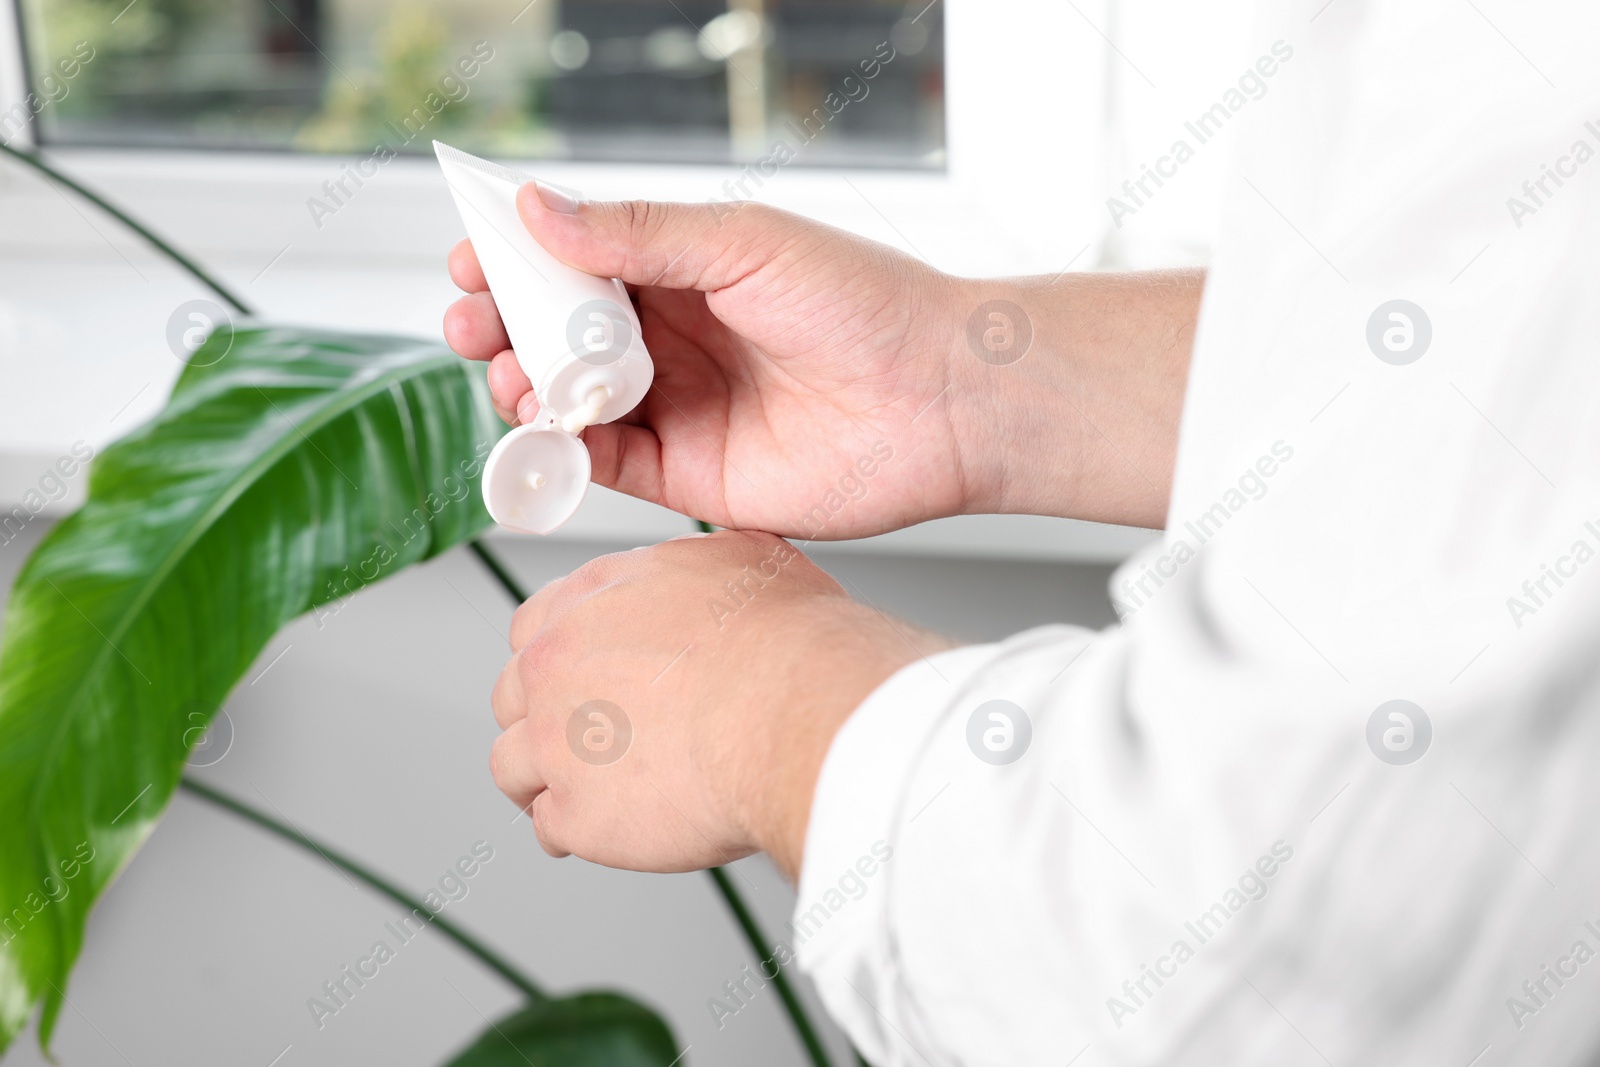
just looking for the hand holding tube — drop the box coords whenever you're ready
[445,190,1201,535]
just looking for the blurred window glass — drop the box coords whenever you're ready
[16,0,945,168]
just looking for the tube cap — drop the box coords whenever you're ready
[481,420,591,535]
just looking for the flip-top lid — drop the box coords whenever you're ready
[480,420,591,535]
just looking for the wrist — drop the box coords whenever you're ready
[942,270,1200,529]
[722,597,955,881]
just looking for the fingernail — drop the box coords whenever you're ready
[534,179,583,215]
[665,532,713,541]
[517,393,541,425]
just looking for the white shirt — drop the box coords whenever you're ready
[794,2,1600,1064]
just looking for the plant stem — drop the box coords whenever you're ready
[0,141,254,317]
[466,537,835,1067]
[179,776,547,1005]
[467,539,529,601]
[708,866,834,1067]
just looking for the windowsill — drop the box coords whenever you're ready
[0,145,1078,276]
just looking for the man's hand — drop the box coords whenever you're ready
[488,531,955,877]
[445,188,1201,534]
[448,192,974,540]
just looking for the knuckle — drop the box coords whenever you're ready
[617,199,663,246]
[509,596,544,648]
[524,617,576,659]
[491,665,523,727]
[529,794,568,857]
[520,624,573,674]
[488,734,515,791]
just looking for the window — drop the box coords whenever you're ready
[15,0,944,168]
[1,0,1100,290]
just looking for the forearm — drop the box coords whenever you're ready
[947,269,1204,529]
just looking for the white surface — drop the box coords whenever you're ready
[795,3,1600,1066]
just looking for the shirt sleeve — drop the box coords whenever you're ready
[792,624,1136,1066]
[792,5,1600,1064]
[793,591,1600,1067]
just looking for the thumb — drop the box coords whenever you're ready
[515,181,817,292]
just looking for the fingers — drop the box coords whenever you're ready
[491,653,527,729]
[516,185,818,292]
[515,391,541,427]
[443,291,511,362]
[489,716,547,813]
[448,239,488,292]
[446,242,527,419]
[489,688,570,858]
[529,790,571,858]
[581,421,668,506]
[488,350,533,420]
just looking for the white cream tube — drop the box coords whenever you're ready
[434,141,654,534]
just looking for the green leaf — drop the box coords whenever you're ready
[442,993,683,1067]
[0,325,504,1053]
